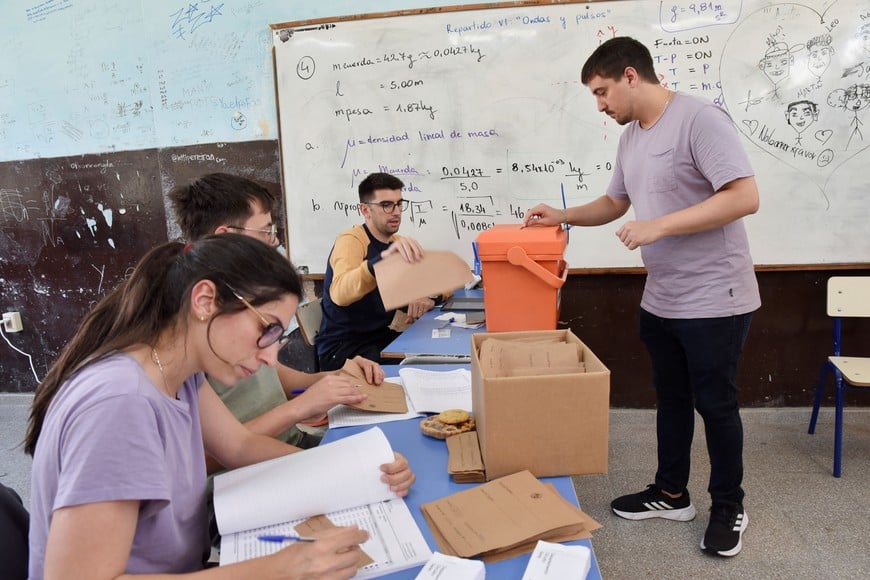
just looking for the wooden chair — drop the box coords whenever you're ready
[808,276,870,477]
[295,297,322,349]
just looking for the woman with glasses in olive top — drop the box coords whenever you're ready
[25,234,414,579]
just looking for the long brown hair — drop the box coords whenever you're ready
[25,234,301,455]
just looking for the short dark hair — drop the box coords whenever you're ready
[806,34,833,51]
[787,100,818,113]
[358,172,404,203]
[581,37,659,85]
[169,173,277,241]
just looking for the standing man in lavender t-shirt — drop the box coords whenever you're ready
[525,37,760,558]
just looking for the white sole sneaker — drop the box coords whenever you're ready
[701,510,749,556]
[613,503,697,521]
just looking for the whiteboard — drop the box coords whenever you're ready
[273,0,870,272]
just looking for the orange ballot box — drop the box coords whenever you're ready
[476,224,567,331]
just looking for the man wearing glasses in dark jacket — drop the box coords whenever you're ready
[318,172,435,371]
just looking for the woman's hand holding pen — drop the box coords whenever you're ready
[267,526,369,580]
[381,452,415,497]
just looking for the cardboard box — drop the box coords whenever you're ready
[471,330,610,480]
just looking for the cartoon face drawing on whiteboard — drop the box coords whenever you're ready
[829,84,870,112]
[785,100,818,145]
[759,42,793,87]
[827,84,870,149]
[806,35,834,80]
[857,23,870,57]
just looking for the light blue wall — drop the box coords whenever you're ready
[0,0,501,162]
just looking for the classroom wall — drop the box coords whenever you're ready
[1,0,868,407]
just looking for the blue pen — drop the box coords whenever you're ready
[438,317,455,329]
[560,183,571,231]
[471,242,481,276]
[290,388,306,396]
[258,534,318,543]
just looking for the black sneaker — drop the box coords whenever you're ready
[611,484,697,521]
[701,503,748,557]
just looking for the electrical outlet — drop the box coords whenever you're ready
[2,312,23,332]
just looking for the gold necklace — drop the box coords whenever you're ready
[150,347,172,397]
[647,90,674,128]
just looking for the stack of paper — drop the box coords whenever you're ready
[398,367,472,413]
[478,337,586,377]
[446,432,485,483]
[415,552,485,579]
[215,427,432,577]
[521,541,591,580]
[420,470,600,562]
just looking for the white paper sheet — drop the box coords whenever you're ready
[220,498,432,578]
[435,311,484,329]
[213,427,395,536]
[414,551,485,579]
[398,368,473,413]
[521,541,591,580]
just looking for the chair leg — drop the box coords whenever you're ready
[808,361,832,434]
[833,370,844,477]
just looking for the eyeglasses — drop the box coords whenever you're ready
[226,224,278,240]
[362,199,409,213]
[225,284,290,349]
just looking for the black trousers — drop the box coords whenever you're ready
[317,328,401,371]
[639,308,753,506]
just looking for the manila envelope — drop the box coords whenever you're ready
[374,250,473,311]
[477,483,601,563]
[339,359,408,413]
[446,431,485,483]
[478,338,582,378]
[420,470,589,559]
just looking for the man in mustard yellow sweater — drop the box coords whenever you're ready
[317,173,435,370]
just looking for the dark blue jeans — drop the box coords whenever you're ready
[317,327,401,371]
[639,308,753,506]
